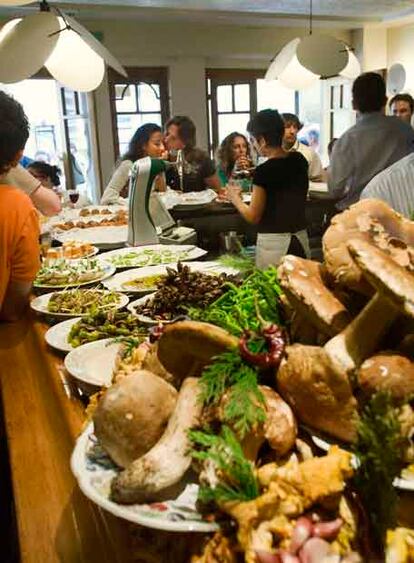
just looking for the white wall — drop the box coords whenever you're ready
[387,24,414,93]
[81,19,352,188]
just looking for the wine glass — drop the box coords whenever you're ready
[40,231,52,260]
[68,189,79,209]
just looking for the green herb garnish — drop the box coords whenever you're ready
[189,425,259,504]
[352,392,406,553]
[189,267,283,337]
[199,350,265,438]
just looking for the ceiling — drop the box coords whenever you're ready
[1,0,414,26]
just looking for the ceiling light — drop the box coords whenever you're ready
[45,17,105,92]
[265,0,360,90]
[0,1,126,91]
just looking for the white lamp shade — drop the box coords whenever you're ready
[339,48,361,80]
[0,12,59,83]
[265,37,319,90]
[63,13,127,77]
[45,19,105,92]
[0,1,35,5]
[297,35,348,78]
[387,63,406,94]
[279,54,319,89]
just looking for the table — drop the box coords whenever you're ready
[0,316,131,562]
[171,191,338,258]
[1,314,413,562]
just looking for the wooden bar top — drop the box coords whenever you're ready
[0,315,131,563]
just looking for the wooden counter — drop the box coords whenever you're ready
[0,315,131,563]
[1,314,413,562]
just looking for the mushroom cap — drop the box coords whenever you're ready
[278,255,351,338]
[323,199,414,295]
[260,386,297,457]
[347,238,414,318]
[276,344,359,442]
[157,320,238,381]
[93,370,178,468]
[358,352,414,403]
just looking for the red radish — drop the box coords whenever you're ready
[289,516,313,553]
[255,550,299,563]
[312,518,343,541]
[298,538,333,563]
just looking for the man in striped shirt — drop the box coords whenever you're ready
[360,153,414,218]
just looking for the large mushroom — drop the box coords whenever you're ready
[156,320,238,382]
[277,238,414,442]
[323,199,414,295]
[278,254,351,339]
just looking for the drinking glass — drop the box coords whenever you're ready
[68,189,80,208]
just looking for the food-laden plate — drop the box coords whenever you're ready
[102,261,237,294]
[45,317,80,353]
[34,259,116,289]
[71,422,219,533]
[99,245,207,270]
[31,289,128,318]
[43,241,99,261]
[309,431,414,491]
[64,339,121,390]
[54,226,128,250]
[127,293,162,325]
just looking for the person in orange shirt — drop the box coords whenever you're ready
[0,91,40,321]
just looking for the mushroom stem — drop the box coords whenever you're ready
[324,293,398,375]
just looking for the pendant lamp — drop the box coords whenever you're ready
[265,0,360,89]
[0,1,127,91]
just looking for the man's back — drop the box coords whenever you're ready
[0,184,40,309]
[328,113,414,209]
[360,152,414,218]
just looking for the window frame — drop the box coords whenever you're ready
[107,67,170,160]
[206,68,300,155]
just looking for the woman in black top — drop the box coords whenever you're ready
[226,109,310,268]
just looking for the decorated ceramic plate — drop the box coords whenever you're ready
[45,317,80,353]
[64,338,121,389]
[71,422,219,533]
[309,431,414,492]
[102,261,237,294]
[31,289,128,318]
[98,244,207,270]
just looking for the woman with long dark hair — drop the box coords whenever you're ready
[216,132,252,188]
[101,123,165,205]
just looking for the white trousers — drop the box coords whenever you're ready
[255,230,310,269]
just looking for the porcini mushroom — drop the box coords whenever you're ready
[157,320,238,382]
[277,238,414,442]
[278,255,351,339]
[323,199,414,295]
[357,353,414,404]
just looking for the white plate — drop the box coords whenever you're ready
[102,261,238,294]
[127,293,162,325]
[64,338,121,388]
[42,245,99,262]
[310,432,414,491]
[71,422,218,533]
[33,262,116,290]
[99,244,207,270]
[54,226,128,249]
[31,289,128,318]
[45,317,80,353]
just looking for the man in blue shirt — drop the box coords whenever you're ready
[328,72,414,210]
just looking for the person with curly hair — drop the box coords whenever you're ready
[216,132,253,190]
[0,90,40,321]
[27,161,62,191]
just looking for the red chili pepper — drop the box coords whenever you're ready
[239,324,285,369]
[149,322,164,343]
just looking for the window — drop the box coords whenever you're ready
[108,67,169,159]
[60,87,99,202]
[206,69,297,154]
